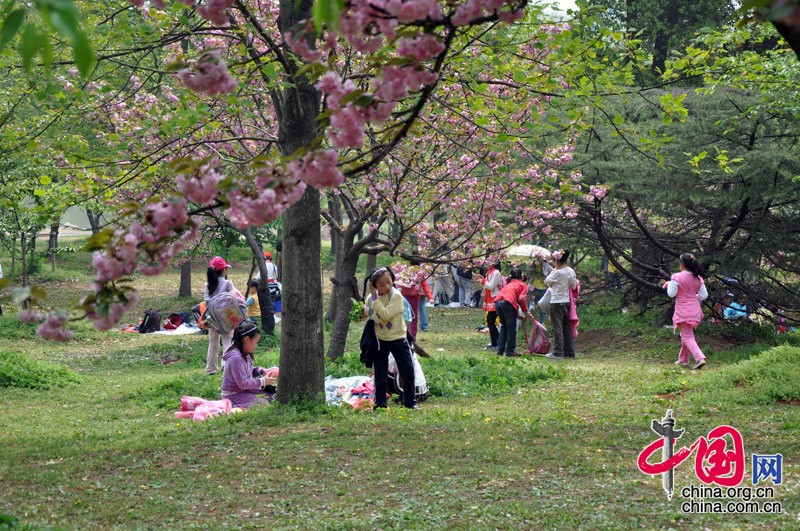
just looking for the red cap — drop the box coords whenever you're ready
[209,256,231,271]
[263,251,272,259]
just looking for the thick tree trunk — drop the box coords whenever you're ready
[278,188,324,401]
[179,261,192,298]
[276,0,324,403]
[326,244,361,361]
[651,0,679,76]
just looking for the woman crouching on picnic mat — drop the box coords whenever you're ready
[544,249,578,358]
[663,252,708,370]
[221,321,279,408]
[366,267,419,411]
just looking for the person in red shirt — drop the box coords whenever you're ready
[493,268,533,357]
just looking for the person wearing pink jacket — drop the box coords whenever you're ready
[664,253,708,370]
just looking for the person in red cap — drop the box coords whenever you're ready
[205,256,234,375]
[256,251,279,284]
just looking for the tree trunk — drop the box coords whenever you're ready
[20,231,28,287]
[329,191,342,258]
[365,253,377,279]
[86,208,102,234]
[278,188,324,402]
[275,0,324,403]
[240,227,275,335]
[48,224,59,273]
[651,0,679,76]
[325,192,345,323]
[179,261,192,298]
[325,243,361,361]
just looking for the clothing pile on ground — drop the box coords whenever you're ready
[324,376,376,409]
[174,395,241,422]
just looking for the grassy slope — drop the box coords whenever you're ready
[0,252,799,530]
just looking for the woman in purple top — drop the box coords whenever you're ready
[221,322,278,408]
[664,253,708,370]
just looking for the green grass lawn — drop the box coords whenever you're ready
[1,259,799,529]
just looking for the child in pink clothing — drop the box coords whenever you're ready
[664,253,708,369]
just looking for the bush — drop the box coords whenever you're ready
[690,345,800,405]
[0,351,81,390]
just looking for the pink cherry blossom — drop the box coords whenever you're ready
[37,312,74,341]
[197,0,235,26]
[289,149,345,188]
[18,309,43,324]
[178,50,237,96]
[176,158,224,204]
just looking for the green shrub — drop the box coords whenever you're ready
[0,315,40,340]
[0,351,81,390]
[349,299,365,323]
[689,345,800,405]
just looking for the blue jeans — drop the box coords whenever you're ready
[418,296,429,331]
[495,300,518,354]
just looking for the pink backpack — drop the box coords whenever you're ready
[523,318,551,355]
[205,291,246,334]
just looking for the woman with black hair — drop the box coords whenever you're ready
[493,267,532,357]
[205,256,235,375]
[664,252,708,370]
[545,249,578,358]
[220,321,278,408]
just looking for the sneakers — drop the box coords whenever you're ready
[692,359,707,370]
[545,353,564,360]
[404,404,420,411]
[674,360,688,366]
[484,344,497,351]
[505,351,521,357]
[496,350,504,356]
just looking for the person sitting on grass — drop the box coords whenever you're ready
[221,321,278,409]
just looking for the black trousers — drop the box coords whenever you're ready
[486,310,499,346]
[373,337,416,408]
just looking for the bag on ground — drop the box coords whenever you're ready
[138,308,162,333]
[163,312,190,330]
[204,292,246,334]
[435,291,450,306]
[524,318,551,355]
[387,351,429,402]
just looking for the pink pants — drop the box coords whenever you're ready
[677,323,705,363]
